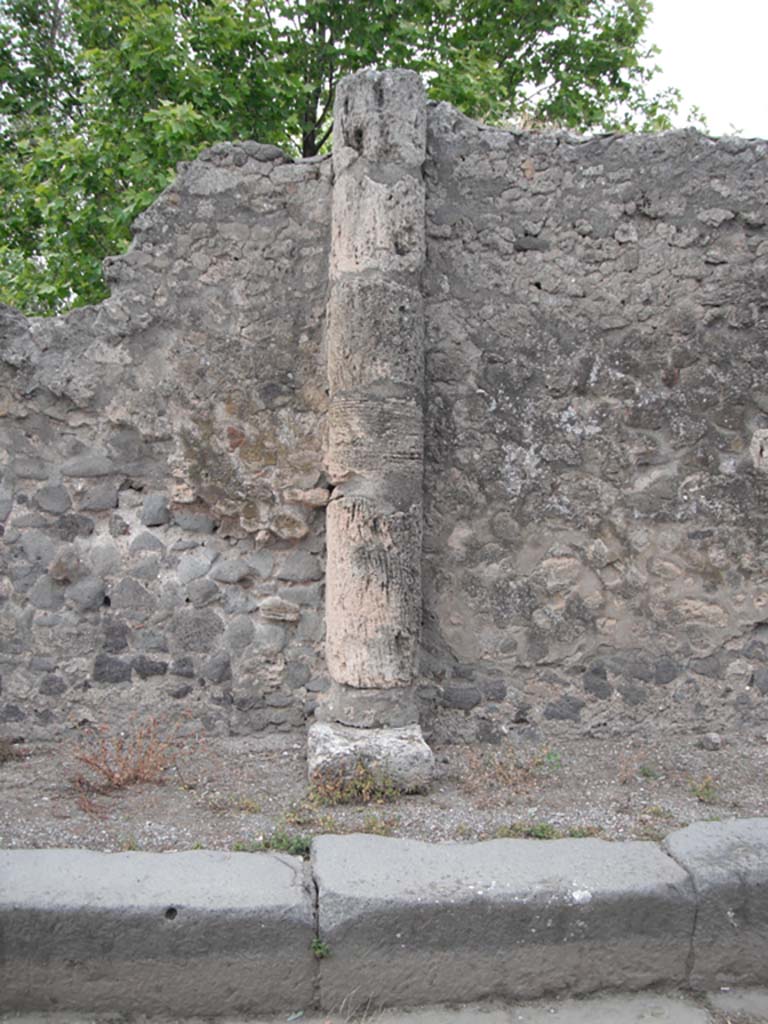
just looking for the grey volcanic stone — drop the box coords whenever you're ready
[0,848,314,1014]
[129,532,165,555]
[89,541,122,578]
[48,544,81,582]
[277,550,323,581]
[141,494,170,526]
[54,513,94,540]
[225,615,255,656]
[21,532,56,565]
[186,578,220,607]
[664,819,768,988]
[132,655,169,678]
[442,683,482,710]
[209,558,251,583]
[544,695,585,721]
[307,721,434,793]
[584,664,612,700]
[0,704,25,722]
[313,834,695,1011]
[172,608,224,651]
[65,577,106,611]
[173,510,216,533]
[78,481,119,511]
[177,552,215,584]
[34,485,71,514]
[203,652,232,684]
[698,732,722,751]
[61,454,115,477]
[103,618,131,653]
[92,654,132,684]
[251,622,287,656]
[110,578,157,622]
[654,658,680,686]
[249,551,274,577]
[170,656,195,678]
[260,596,301,622]
[28,576,64,611]
[39,675,67,697]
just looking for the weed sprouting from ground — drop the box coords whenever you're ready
[361,812,399,836]
[72,714,197,796]
[494,821,604,840]
[495,821,560,840]
[460,743,564,808]
[690,774,719,804]
[233,828,312,857]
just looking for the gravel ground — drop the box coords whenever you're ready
[2,722,768,852]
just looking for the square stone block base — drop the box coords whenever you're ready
[307,721,434,794]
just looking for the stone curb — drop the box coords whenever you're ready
[2,820,768,1015]
[0,849,316,1015]
[313,833,695,1010]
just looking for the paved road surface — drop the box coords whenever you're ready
[4,990,768,1024]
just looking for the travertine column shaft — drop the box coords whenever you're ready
[324,69,426,727]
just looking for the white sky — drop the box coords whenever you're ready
[647,0,768,138]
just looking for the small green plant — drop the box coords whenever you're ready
[310,760,399,806]
[690,775,718,804]
[311,938,331,959]
[232,795,262,814]
[538,748,563,772]
[252,828,312,858]
[495,821,560,840]
[646,804,674,820]
[361,812,399,836]
[565,825,604,839]
[638,763,659,780]
[120,834,139,851]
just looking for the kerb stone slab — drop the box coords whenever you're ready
[313,834,695,1011]
[0,849,315,1015]
[664,818,768,989]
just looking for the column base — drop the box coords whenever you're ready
[315,679,420,729]
[307,721,434,794]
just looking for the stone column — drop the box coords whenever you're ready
[307,69,434,792]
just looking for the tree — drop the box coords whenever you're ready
[0,0,685,315]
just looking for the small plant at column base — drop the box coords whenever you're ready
[309,759,398,806]
[311,938,331,959]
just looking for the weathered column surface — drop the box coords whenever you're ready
[307,69,434,792]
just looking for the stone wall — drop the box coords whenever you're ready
[1,142,332,737]
[422,106,768,742]
[2,74,767,743]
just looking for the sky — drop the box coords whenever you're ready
[647,0,768,138]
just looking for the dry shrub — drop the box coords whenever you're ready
[460,743,537,806]
[73,714,194,793]
[0,737,24,764]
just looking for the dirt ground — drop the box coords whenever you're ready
[2,719,768,853]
